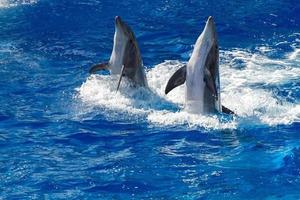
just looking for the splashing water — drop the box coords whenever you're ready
[77,46,300,129]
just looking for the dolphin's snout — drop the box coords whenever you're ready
[115,16,122,26]
[206,16,215,27]
[203,16,216,41]
[207,16,213,22]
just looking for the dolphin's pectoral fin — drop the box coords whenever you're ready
[165,65,187,94]
[116,65,126,91]
[89,62,109,74]
[222,105,235,115]
[204,68,218,99]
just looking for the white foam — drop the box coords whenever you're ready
[77,47,300,129]
[0,0,37,8]
[288,48,300,60]
[221,47,300,125]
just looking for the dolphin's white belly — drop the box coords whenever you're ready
[185,39,209,114]
[185,63,206,114]
[109,29,127,75]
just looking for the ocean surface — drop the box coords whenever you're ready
[0,0,299,199]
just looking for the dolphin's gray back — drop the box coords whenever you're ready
[133,61,148,87]
[122,36,148,87]
[203,42,221,113]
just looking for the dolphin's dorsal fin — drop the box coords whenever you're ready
[204,68,218,99]
[222,105,235,115]
[89,62,109,74]
[116,65,126,91]
[165,65,187,94]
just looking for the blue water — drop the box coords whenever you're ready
[0,0,300,199]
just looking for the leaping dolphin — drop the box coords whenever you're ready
[89,16,148,90]
[165,16,234,115]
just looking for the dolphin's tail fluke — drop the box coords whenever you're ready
[165,65,187,94]
[89,62,109,74]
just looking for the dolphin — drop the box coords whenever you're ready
[165,16,234,115]
[89,16,148,90]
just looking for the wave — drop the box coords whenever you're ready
[77,46,300,129]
